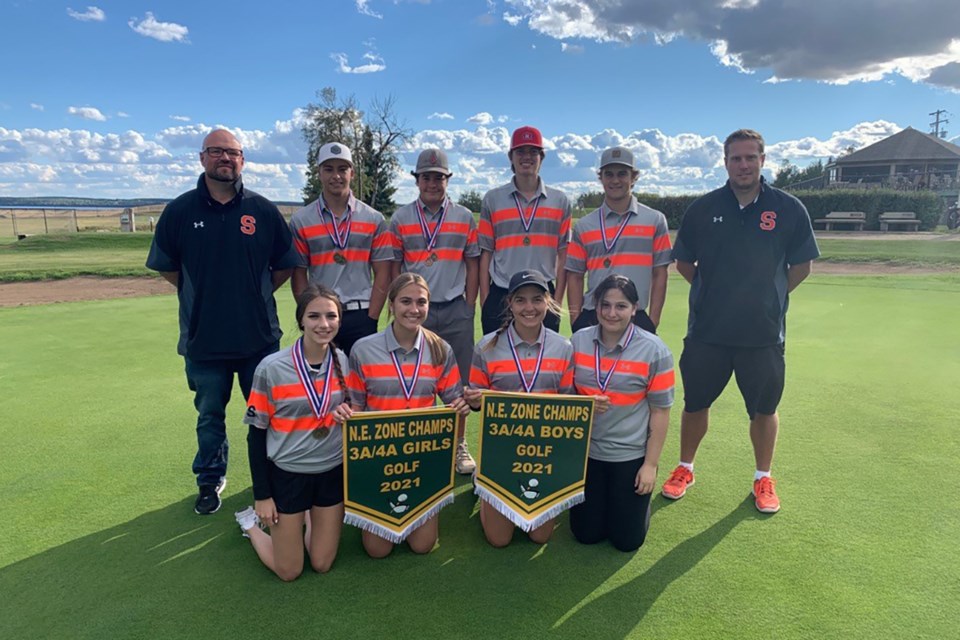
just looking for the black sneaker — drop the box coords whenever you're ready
[194,478,226,515]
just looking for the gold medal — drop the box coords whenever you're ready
[603,258,612,268]
[312,426,330,439]
[333,252,346,265]
[430,252,439,262]
[424,258,434,267]
[522,236,531,246]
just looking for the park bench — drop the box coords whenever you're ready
[813,211,866,231]
[879,211,920,232]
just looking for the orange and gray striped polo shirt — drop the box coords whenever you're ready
[347,324,463,411]
[566,197,672,310]
[289,193,394,305]
[571,325,674,462]
[478,179,571,288]
[469,323,574,393]
[244,345,350,473]
[387,198,481,302]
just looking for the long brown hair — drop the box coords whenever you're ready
[295,284,347,392]
[387,273,447,365]
[484,284,562,351]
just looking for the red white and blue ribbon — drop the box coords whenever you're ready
[595,324,635,392]
[317,197,352,250]
[507,326,546,393]
[512,193,540,235]
[390,330,425,402]
[292,338,334,420]
[599,205,634,253]
[415,198,448,253]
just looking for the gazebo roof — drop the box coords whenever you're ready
[834,127,960,165]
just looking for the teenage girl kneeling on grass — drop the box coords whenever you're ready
[347,273,472,558]
[464,269,575,547]
[235,285,354,581]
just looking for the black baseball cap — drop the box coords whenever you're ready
[507,270,549,295]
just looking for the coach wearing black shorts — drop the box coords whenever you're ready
[661,129,819,514]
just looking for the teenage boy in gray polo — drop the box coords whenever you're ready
[387,148,481,473]
[289,142,393,355]
[566,146,671,334]
[478,126,571,334]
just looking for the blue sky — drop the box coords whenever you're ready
[1,0,958,203]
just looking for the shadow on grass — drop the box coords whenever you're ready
[0,484,747,639]
[551,496,759,638]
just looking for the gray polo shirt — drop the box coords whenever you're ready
[571,325,674,462]
[289,193,393,305]
[388,198,481,302]
[470,323,574,394]
[244,345,350,474]
[566,197,672,310]
[478,179,571,288]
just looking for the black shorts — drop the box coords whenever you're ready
[679,339,785,419]
[268,462,344,514]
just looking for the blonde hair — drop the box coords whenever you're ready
[387,273,447,364]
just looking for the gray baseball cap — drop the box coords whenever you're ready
[411,148,453,177]
[317,142,353,167]
[599,146,635,170]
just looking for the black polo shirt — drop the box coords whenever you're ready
[146,175,299,361]
[671,178,819,347]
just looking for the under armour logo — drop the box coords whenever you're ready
[713,216,723,223]
[194,221,204,228]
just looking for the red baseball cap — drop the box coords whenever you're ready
[510,126,543,151]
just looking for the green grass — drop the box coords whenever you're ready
[1,232,958,283]
[1,273,958,639]
[0,233,155,281]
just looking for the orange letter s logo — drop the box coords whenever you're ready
[240,215,256,236]
[759,211,777,231]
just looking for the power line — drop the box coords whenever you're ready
[929,109,949,138]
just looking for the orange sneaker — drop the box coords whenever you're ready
[662,465,695,500]
[753,476,780,513]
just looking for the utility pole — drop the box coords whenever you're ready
[929,109,949,138]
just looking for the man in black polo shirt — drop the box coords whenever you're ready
[147,129,298,515]
[662,129,819,514]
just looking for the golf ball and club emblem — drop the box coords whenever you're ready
[519,478,540,500]
[389,493,410,515]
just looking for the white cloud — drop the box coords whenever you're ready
[428,112,455,120]
[116,111,130,118]
[67,6,105,22]
[169,115,191,122]
[355,0,382,18]
[561,42,584,54]
[67,106,107,122]
[503,0,960,87]
[30,103,44,112]
[128,12,189,43]
[467,112,494,125]
[0,118,909,202]
[331,51,386,74]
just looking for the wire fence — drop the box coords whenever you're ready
[0,204,307,238]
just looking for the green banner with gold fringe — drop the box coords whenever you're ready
[342,406,457,543]
[475,391,594,531]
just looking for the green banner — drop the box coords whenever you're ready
[475,391,594,531]
[342,407,457,543]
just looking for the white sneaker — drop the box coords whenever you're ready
[234,506,260,537]
[455,440,476,475]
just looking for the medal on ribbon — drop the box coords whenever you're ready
[416,198,448,266]
[598,205,633,264]
[595,325,635,392]
[506,326,546,393]
[390,330,425,405]
[318,198,352,266]
[513,193,540,247]
[291,338,336,437]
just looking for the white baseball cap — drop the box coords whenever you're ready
[317,142,353,166]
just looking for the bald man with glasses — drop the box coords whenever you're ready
[147,128,299,516]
